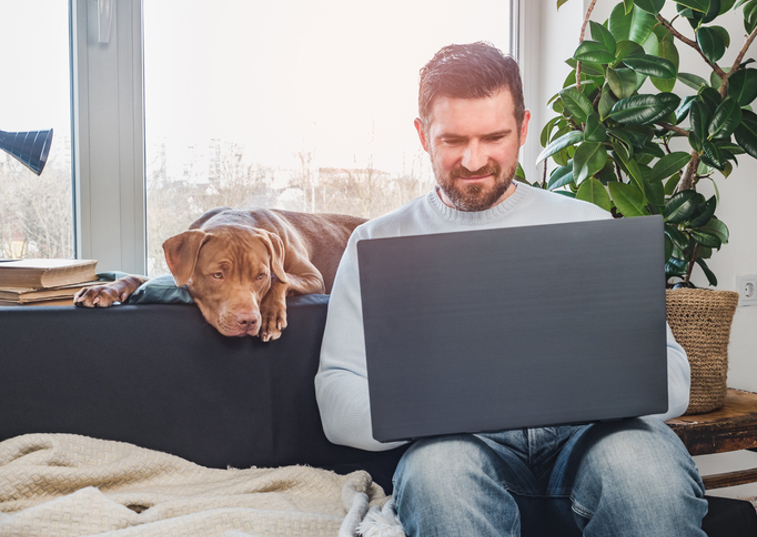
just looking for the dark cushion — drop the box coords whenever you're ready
[702,495,757,537]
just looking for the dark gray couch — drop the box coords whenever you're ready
[0,296,754,536]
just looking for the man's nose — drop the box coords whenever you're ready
[461,140,487,172]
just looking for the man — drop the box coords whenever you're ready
[315,42,707,536]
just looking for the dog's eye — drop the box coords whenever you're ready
[256,272,267,281]
[211,272,224,280]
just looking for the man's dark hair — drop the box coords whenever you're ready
[418,42,525,129]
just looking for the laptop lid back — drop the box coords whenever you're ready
[358,216,668,443]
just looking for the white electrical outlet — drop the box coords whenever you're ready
[737,275,757,306]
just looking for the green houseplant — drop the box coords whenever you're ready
[532,0,751,413]
[535,0,757,288]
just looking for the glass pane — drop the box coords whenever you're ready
[0,0,73,260]
[144,0,511,275]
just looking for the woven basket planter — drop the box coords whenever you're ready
[666,288,739,415]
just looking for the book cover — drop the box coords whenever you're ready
[0,259,98,289]
[0,281,100,304]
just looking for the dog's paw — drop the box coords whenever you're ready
[260,307,288,342]
[74,284,124,308]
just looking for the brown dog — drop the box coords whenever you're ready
[75,208,366,341]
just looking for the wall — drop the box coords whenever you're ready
[529,0,757,499]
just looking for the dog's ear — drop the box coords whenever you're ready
[258,230,288,284]
[162,229,210,286]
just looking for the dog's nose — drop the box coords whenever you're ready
[235,312,258,330]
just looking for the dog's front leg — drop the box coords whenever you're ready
[258,268,324,341]
[259,280,289,342]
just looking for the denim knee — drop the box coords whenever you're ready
[393,435,521,537]
[569,418,707,536]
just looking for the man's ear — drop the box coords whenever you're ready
[258,230,288,284]
[519,109,531,148]
[414,117,429,153]
[162,229,210,286]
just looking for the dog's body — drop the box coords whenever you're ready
[75,208,366,341]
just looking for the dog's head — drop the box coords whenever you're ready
[162,224,287,337]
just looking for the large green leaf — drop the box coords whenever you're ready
[689,195,718,227]
[734,114,757,158]
[574,40,617,64]
[589,21,617,56]
[573,142,608,184]
[698,217,729,243]
[745,0,757,33]
[678,72,708,90]
[584,113,608,142]
[607,68,639,99]
[672,0,711,12]
[615,148,648,195]
[537,130,584,164]
[697,26,727,64]
[606,93,681,124]
[699,86,723,113]
[609,3,657,45]
[695,257,718,287]
[547,162,575,190]
[702,140,727,170]
[689,101,710,142]
[665,189,698,223]
[559,87,595,124]
[650,152,692,182]
[652,34,680,92]
[691,229,723,247]
[665,223,690,250]
[623,54,678,78]
[576,177,613,211]
[598,89,619,120]
[609,181,648,216]
[728,68,757,106]
[614,40,646,62]
[635,0,666,13]
[708,98,742,138]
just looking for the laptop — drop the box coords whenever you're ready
[357,215,668,443]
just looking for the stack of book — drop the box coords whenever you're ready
[0,258,99,306]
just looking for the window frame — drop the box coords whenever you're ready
[73,0,540,274]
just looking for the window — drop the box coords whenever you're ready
[0,1,73,259]
[143,0,513,275]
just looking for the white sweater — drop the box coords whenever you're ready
[315,184,691,452]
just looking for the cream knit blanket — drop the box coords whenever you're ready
[0,433,394,537]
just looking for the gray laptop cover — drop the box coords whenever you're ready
[358,216,668,443]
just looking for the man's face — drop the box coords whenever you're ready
[415,89,530,212]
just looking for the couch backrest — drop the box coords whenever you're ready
[0,296,403,489]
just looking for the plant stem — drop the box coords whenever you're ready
[656,122,689,137]
[576,0,599,91]
[676,150,701,193]
[684,243,700,286]
[656,14,728,81]
[723,25,757,97]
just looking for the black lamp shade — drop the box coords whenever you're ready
[0,129,54,176]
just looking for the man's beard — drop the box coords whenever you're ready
[434,160,517,212]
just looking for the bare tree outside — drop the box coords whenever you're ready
[145,139,435,275]
[0,140,73,260]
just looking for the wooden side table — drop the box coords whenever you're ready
[667,389,757,489]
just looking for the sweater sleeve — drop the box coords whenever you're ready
[314,228,408,452]
[647,323,691,421]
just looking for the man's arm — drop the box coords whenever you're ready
[649,323,691,421]
[315,230,408,452]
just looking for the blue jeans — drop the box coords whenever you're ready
[393,418,707,536]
